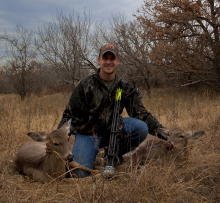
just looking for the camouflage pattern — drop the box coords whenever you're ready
[58,70,163,137]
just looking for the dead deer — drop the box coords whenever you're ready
[123,128,205,166]
[16,125,204,181]
[15,124,98,182]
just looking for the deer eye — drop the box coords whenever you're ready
[53,142,60,146]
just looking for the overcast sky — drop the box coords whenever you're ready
[0,0,143,33]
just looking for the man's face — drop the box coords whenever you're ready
[98,52,120,75]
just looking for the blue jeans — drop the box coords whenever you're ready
[72,117,148,177]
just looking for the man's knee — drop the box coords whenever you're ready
[123,117,148,137]
[136,120,148,137]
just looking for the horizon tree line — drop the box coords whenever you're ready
[0,0,219,99]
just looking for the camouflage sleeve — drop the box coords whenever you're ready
[57,104,72,129]
[57,82,88,133]
[125,86,163,135]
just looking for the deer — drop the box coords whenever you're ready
[123,128,205,167]
[15,123,98,183]
[15,125,205,181]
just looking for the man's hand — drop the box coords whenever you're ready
[157,127,169,140]
[157,127,174,151]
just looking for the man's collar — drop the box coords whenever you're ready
[94,68,120,88]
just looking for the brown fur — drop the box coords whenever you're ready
[15,126,205,181]
[123,128,205,166]
[15,125,73,182]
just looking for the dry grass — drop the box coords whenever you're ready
[0,88,220,202]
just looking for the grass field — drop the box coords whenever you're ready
[0,88,219,202]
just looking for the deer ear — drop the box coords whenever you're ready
[186,130,205,140]
[59,121,71,135]
[27,132,47,142]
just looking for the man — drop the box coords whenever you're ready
[58,43,171,177]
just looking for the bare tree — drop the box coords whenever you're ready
[0,26,36,99]
[36,11,97,88]
[112,17,154,92]
[137,0,220,88]
[0,68,14,93]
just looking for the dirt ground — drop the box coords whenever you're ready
[0,88,219,202]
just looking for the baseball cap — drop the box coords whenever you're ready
[99,43,119,58]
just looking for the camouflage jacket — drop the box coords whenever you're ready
[58,70,163,137]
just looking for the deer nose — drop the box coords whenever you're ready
[46,142,53,154]
[46,142,52,149]
[66,153,73,162]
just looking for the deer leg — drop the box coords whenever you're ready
[23,167,51,183]
[68,161,100,175]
